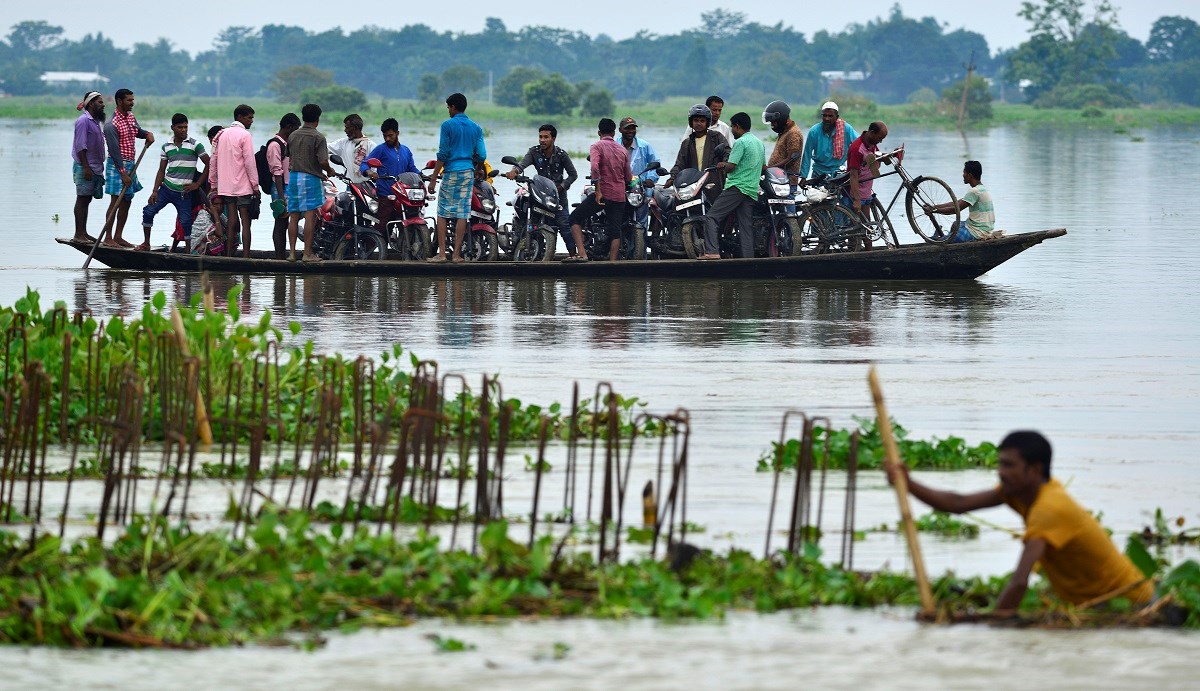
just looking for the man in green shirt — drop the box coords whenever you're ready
[699,112,765,259]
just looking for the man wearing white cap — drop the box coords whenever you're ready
[72,91,107,242]
[800,101,858,179]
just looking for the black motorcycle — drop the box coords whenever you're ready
[649,146,728,259]
[499,154,561,262]
[748,151,804,257]
[575,179,650,261]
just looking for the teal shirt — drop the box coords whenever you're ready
[725,133,766,198]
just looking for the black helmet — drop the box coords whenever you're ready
[762,100,791,126]
[687,103,713,127]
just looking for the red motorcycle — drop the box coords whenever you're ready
[426,159,500,262]
[364,156,431,261]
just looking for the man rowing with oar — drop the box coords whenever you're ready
[887,430,1153,614]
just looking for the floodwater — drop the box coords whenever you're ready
[1,117,1199,686]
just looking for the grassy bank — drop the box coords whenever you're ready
[4,95,1198,132]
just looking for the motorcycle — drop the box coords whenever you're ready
[622,161,669,259]
[425,160,500,262]
[309,178,387,260]
[363,156,431,261]
[749,150,804,257]
[648,144,729,259]
[574,178,650,261]
[499,154,561,262]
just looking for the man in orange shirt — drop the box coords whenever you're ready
[888,430,1152,613]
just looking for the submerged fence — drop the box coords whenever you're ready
[0,297,863,567]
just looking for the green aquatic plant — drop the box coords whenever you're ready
[756,417,998,472]
[0,511,1195,648]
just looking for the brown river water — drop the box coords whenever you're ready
[0,118,1197,687]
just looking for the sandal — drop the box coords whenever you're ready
[427,255,448,263]
[301,254,323,263]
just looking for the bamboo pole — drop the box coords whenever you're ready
[170,308,214,446]
[867,365,935,617]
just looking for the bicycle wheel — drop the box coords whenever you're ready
[905,176,959,243]
[866,198,899,248]
[798,202,863,254]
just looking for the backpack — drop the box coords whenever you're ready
[255,136,286,195]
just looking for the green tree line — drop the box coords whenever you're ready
[1,3,1197,107]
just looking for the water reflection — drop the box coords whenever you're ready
[70,273,1016,352]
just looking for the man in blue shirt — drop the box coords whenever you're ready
[617,117,659,231]
[800,101,858,179]
[362,118,421,235]
[427,92,486,262]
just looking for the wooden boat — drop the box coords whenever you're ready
[58,228,1065,280]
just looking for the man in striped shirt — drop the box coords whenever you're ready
[139,113,209,250]
[926,160,999,242]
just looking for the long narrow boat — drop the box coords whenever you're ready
[59,228,1065,280]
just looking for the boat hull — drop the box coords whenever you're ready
[59,229,1066,281]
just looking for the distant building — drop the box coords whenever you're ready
[40,71,110,90]
[821,70,870,91]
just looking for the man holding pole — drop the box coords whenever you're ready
[886,430,1154,613]
[99,88,154,247]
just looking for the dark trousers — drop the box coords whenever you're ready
[703,187,754,257]
[568,196,628,240]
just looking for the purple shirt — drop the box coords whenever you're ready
[590,135,631,201]
[72,111,105,174]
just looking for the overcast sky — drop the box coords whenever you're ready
[9,0,1197,55]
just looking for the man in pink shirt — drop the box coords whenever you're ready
[846,120,890,251]
[566,118,631,262]
[209,104,260,257]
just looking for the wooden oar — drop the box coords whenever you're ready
[867,365,936,617]
[170,307,214,446]
[83,140,152,269]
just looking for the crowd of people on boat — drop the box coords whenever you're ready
[70,88,998,262]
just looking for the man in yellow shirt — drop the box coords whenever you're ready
[888,431,1152,613]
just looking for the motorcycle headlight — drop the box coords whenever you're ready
[544,199,560,210]
[626,191,644,206]
[677,181,702,201]
[406,188,426,201]
[772,183,791,197]
[481,199,496,213]
[366,198,378,214]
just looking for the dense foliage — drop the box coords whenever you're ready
[3,6,1197,108]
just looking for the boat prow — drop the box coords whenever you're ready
[58,229,1066,280]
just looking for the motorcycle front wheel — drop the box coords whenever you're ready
[620,224,646,261]
[333,231,386,260]
[404,223,431,261]
[462,231,499,262]
[513,226,557,262]
[680,219,707,259]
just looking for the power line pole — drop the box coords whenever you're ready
[957,50,976,132]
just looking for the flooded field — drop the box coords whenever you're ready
[1,118,1198,685]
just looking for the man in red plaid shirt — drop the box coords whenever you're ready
[100,88,154,247]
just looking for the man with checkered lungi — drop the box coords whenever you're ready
[99,88,154,247]
[427,92,486,263]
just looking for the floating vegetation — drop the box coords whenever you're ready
[914,511,981,539]
[1,513,1195,648]
[756,418,998,472]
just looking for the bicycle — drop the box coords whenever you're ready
[795,145,960,252]
[858,144,960,245]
